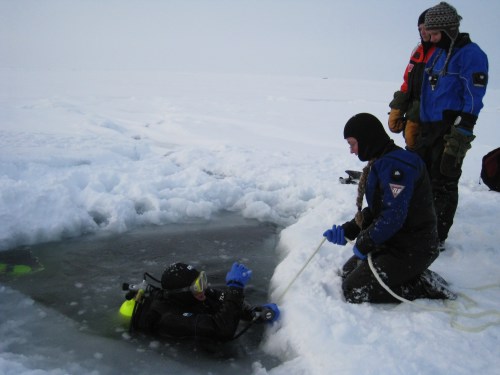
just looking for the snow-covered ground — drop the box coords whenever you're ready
[1,1,500,374]
[2,69,499,375]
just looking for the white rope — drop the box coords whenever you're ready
[275,235,500,332]
[277,238,326,302]
[367,252,500,332]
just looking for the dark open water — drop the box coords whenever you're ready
[0,213,282,375]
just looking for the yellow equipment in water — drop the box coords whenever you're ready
[119,289,144,318]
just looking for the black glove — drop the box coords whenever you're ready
[251,303,280,323]
[441,114,476,178]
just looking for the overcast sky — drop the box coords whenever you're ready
[0,0,498,87]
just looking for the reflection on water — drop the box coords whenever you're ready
[0,213,282,374]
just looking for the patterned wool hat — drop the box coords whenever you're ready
[425,2,462,40]
[418,9,428,26]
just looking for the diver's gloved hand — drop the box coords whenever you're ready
[323,225,347,245]
[252,303,280,323]
[353,245,367,260]
[226,262,252,288]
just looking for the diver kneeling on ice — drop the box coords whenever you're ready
[120,262,280,341]
[323,113,456,303]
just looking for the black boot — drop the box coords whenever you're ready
[419,269,457,300]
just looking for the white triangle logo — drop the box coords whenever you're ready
[389,183,405,198]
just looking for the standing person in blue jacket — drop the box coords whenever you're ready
[323,113,455,303]
[417,2,489,250]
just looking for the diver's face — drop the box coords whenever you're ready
[193,292,206,301]
[346,137,358,156]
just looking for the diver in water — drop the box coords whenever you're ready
[120,262,280,342]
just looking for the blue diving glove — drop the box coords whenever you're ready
[323,225,347,245]
[226,262,252,288]
[353,245,367,260]
[252,303,280,323]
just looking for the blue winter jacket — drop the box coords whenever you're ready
[343,144,437,256]
[420,33,488,126]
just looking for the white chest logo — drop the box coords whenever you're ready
[389,183,405,198]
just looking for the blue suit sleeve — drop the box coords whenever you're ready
[459,44,488,117]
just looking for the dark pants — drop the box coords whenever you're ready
[415,123,461,242]
[341,245,439,303]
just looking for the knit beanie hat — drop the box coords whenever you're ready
[161,262,199,290]
[344,113,390,162]
[425,2,462,40]
[418,9,428,25]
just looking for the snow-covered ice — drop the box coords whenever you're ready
[1,1,499,374]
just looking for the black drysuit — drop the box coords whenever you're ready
[131,286,252,341]
[340,143,446,303]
